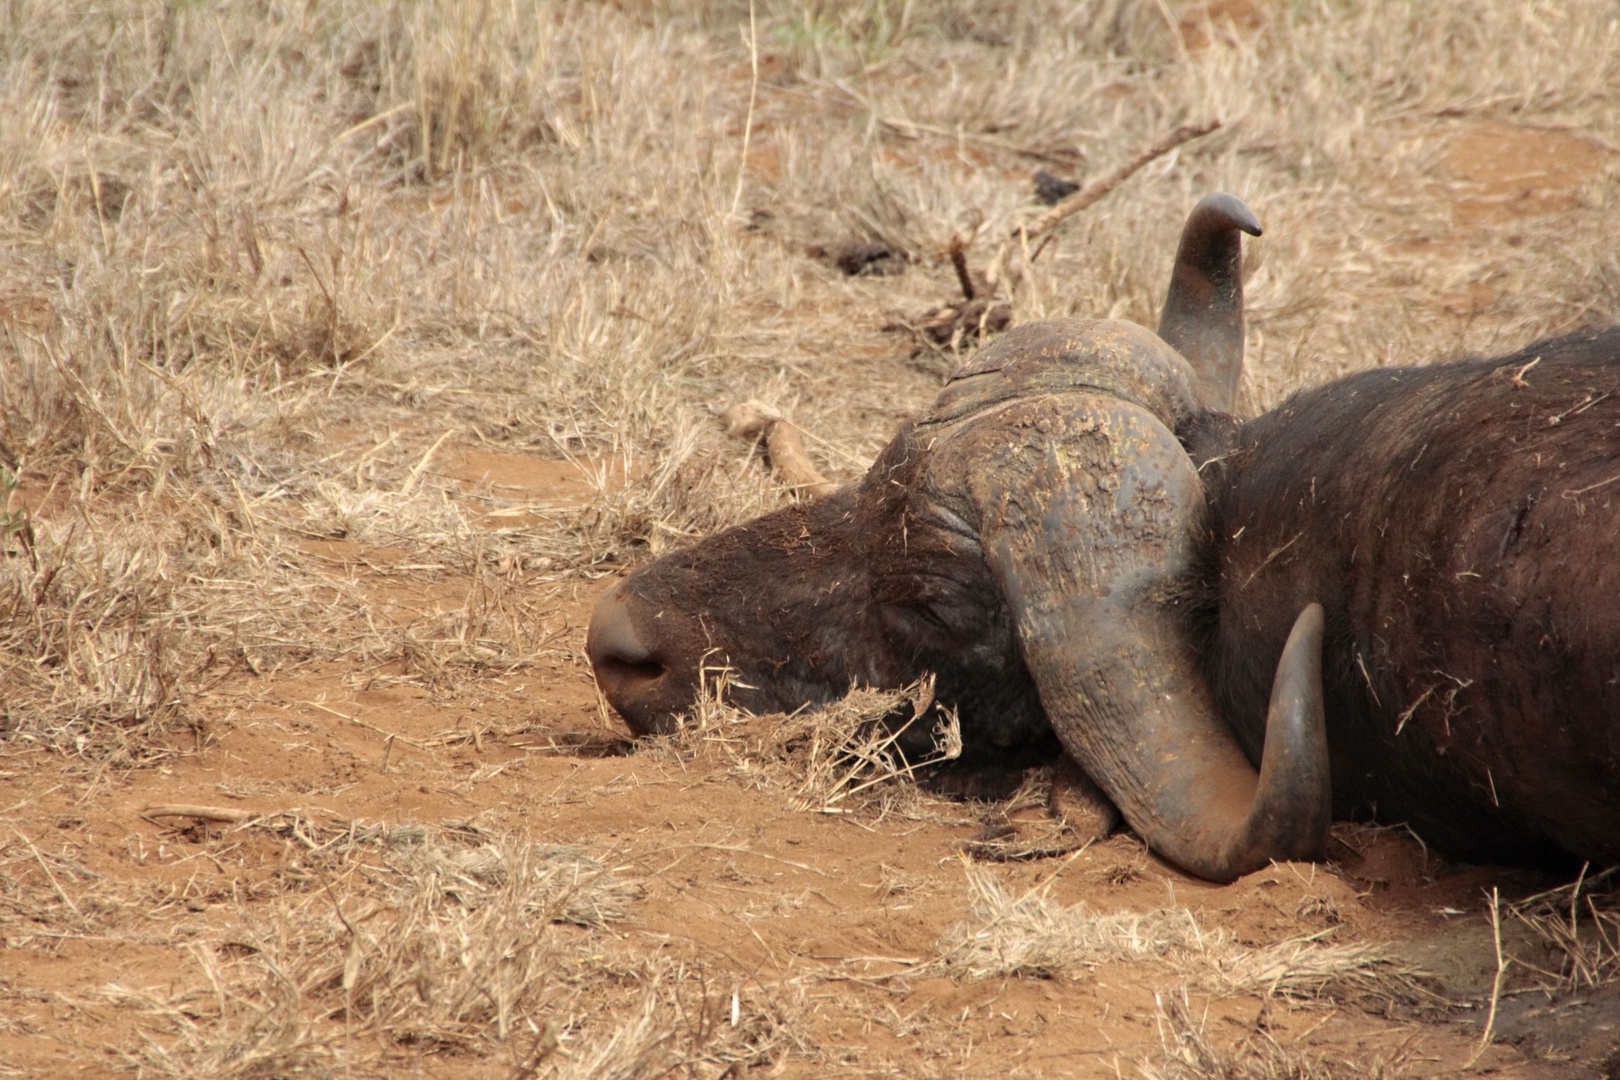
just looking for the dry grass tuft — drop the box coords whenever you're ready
[551,992,676,1080]
[939,862,1219,980]
[553,979,799,1080]
[0,831,125,943]
[0,507,197,762]
[1508,865,1620,991]
[547,417,788,564]
[191,813,647,927]
[666,673,963,815]
[1137,991,1410,1080]
[959,765,1098,861]
[106,822,649,1077]
[1210,937,1438,1015]
[8,812,792,1077]
[939,865,1434,1011]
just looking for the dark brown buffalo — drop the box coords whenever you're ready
[587,193,1620,881]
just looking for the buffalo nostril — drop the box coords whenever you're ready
[599,656,667,687]
[587,585,667,689]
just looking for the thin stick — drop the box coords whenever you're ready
[1571,861,1590,954]
[142,804,259,825]
[721,402,839,498]
[1015,119,1221,242]
[1465,886,1508,1069]
[0,784,63,818]
[949,236,976,301]
[326,100,413,150]
[727,0,759,223]
[10,826,83,920]
[305,700,430,750]
[399,429,455,496]
[686,842,830,876]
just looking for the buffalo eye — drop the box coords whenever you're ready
[874,571,992,645]
[878,601,954,648]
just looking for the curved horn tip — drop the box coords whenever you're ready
[1252,601,1331,860]
[1271,602,1325,715]
[1193,192,1263,238]
[1158,191,1263,415]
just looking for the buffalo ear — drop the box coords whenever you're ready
[1157,192,1262,414]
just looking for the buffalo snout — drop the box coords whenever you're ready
[586,581,674,735]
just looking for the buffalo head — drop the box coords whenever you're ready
[588,194,1329,882]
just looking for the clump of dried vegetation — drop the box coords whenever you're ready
[938,864,1436,1013]
[659,672,965,816]
[1508,865,1620,991]
[80,816,788,1078]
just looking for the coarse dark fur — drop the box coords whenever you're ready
[1197,326,1620,867]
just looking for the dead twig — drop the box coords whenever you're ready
[9,825,84,921]
[1465,886,1508,1069]
[721,402,840,499]
[913,121,1221,353]
[1014,119,1222,242]
[304,700,430,750]
[141,804,261,825]
[400,429,456,496]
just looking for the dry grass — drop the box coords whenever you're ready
[0,829,127,943]
[551,982,798,1080]
[1507,865,1620,992]
[3,0,1617,763]
[4,812,796,1077]
[97,820,654,1077]
[660,673,965,816]
[1137,991,1412,1080]
[959,765,1098,861]
[938,864,1434,1011]
[938,862,1221,979]
[0,506,194,762]
[0,0,1615,1073]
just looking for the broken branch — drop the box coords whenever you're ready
[142,804,260,825]
[722,401,840,499]
[1015,119,1222,241]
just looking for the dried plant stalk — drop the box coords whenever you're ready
[667,675,961,814]
[1508,865,1620,990]
[1137,990,1400,1080]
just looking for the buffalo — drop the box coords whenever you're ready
[587,194,1620,882]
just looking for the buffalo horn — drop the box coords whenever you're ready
[1157,192,1262,414]
[1056,602,1328,883]
[986,398,1326,882]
